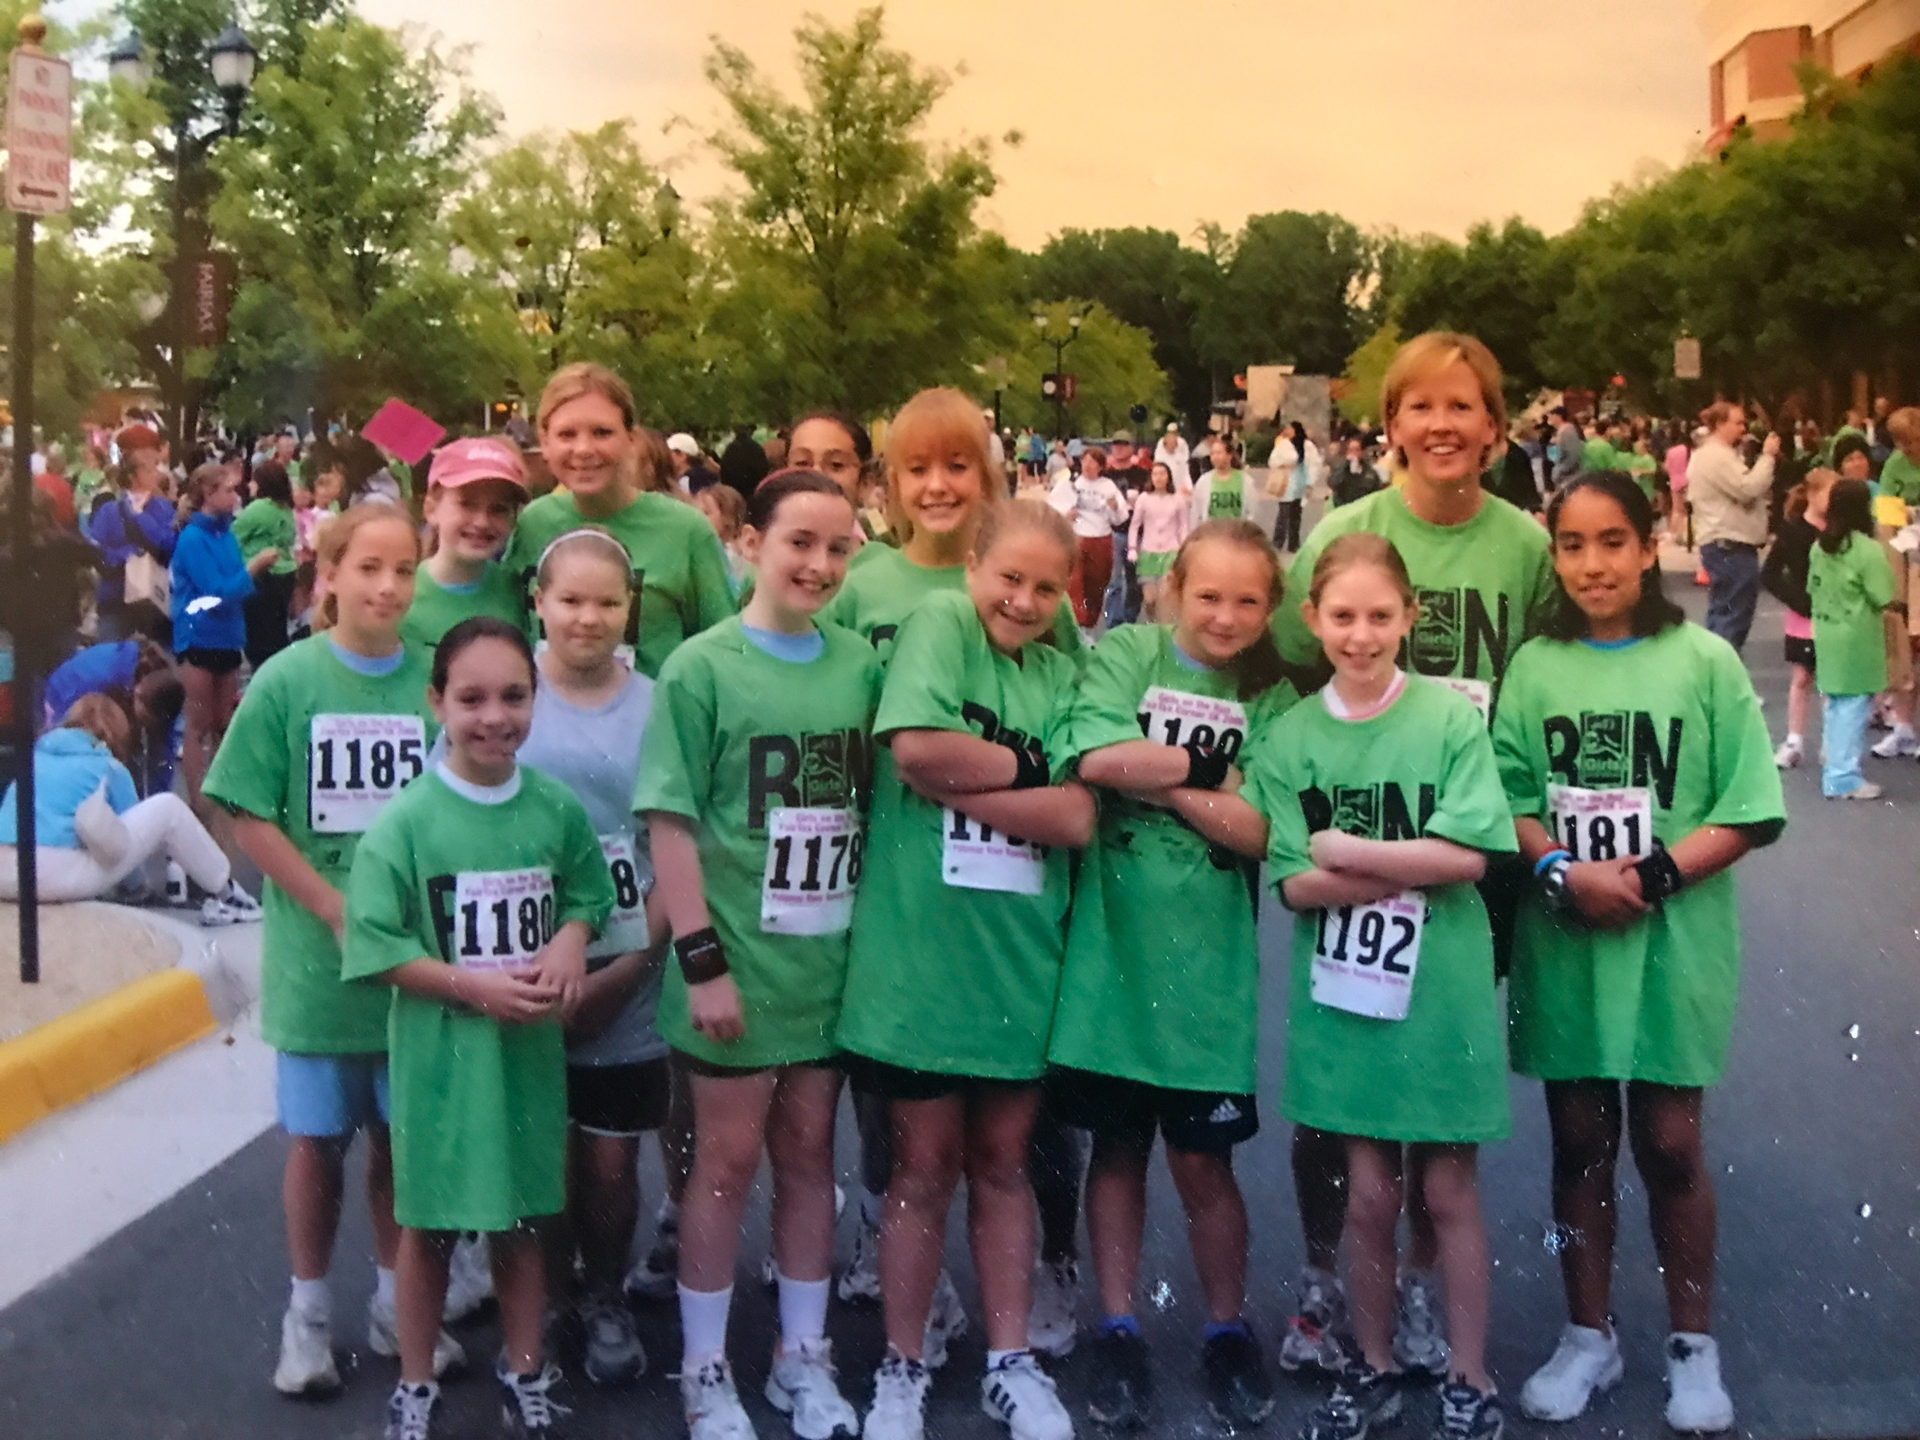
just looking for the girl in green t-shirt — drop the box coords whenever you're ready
[1809,478,1896,800]
[345,618,611,1440]
[1049,520,1295,1432]
[1264,534,1515,1440]
[1494,474,1783,1433]
[636,472,880,1440]
[204,504,464,1400]
[399,437,531,653]
[836,500,1094,1440]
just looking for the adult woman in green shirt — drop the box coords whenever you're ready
[502,363,734,678]
[1495,474,1783,1432]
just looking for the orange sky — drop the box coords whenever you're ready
[360,0,1711,249]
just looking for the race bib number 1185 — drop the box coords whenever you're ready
[309,713,426,834]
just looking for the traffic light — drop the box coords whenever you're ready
[489,400,513,430]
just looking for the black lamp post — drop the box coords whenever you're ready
[109,22,257,456]
[1032,307,1084,441]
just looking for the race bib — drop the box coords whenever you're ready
[942,807,1045,895]
[761,807,861,936]
[1548,784,1653,862]
[452,868,555,970]
[1434,677,1492,725]
[1309,891,1425,1022]
[309,714,427,833]
[590,833,651,960]
[1136,686,1247,759]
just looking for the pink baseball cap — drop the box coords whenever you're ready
[428,436,529,494]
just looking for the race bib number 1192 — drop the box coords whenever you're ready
[1309,891,1424,1022]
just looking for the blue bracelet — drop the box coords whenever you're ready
[1533,849,1572,877]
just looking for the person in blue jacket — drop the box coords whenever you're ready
[171,462,280,815]
[87,423,178,643]
[39,638,186,798]
[0,693,260,922]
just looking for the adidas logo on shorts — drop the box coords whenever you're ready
[1208,1099,1242,1125]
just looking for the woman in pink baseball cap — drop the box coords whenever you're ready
[399,436,533,652]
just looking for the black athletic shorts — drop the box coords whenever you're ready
[567,1057,672,1136]
[669,1048,838,1082]
[840,1052,1034,1104]
[1784,635,1816,670]
[1478,852,1529,982]
[1045,1066,1257,1155]
[178,645,244,675]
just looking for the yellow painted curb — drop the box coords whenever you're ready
[0,969,217,1142]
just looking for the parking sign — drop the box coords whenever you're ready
[6,47,71,215]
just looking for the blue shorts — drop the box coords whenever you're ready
[276,1052,390,1138]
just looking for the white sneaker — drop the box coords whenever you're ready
[1774,739,1802,769]
[1390,1269,1449,1376]
[685,1357,759,1440]
[385,1380,439,1440]
[1665,1333,1734,1433]
[216,878,264,921]
[1026,1259,1079,1359]
[923,1269,968,1371]
[1834,782,1886,801]
[838,1210,881,1303]
[367,1290,467,1378]
[443,1234,494,1321]
[1520,1323,1624,1422]
[980,1352,1074,1440]
[1872,726,1918,759]
[1277,1267,1348,1374]
[626,1207,679,1301]
[863,1352,930,1440]
[273,1303,342,1396]
[766,1338,860,1440]
[199,895,243,927]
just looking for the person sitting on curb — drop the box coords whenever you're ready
[0,694,261,926]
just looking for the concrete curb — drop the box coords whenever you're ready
[0,907,262,1144]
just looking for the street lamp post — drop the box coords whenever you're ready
[109,22,257,457]
[1032,307,1084,441]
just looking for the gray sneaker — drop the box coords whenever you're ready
[579,1289,645,1386]
[1391,1270,1450,1377]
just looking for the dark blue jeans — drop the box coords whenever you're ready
[1701,540,1761,653]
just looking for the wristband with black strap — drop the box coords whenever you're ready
[674,927,730,984]
[1633,847,1685,904]
[1008,743,1051,790]
[1183,743,1233,791]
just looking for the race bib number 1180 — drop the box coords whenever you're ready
[453,868,555,970]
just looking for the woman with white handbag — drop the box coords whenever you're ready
[0,694,259,924]
[86,423,177,644]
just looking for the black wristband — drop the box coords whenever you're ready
[674,927,730,984]
[1009,743,1051,790]
[1633,848,1685,904]
[1183,744,1233,791]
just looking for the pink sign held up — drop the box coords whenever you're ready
[361,399,446,467]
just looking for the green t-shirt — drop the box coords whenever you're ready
[204,636,439,1053]
[232,497,297,576]
[837,590,1080,1080]
[1203,471,1246,521]
[1879,450,1920,506]
[633,617,883,1069]
[1809,532,1896,696]
[821,541,1083,670]
[1273,487,1558,713]
[343,766,613,1231]
[1493,626,1784,1088]
[399,561,528,654]
[502,489,735,678]
[1048,625,1299,1093]
[1254,677,1517,1143]
[1581,438,1623,473]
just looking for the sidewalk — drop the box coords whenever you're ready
[0,912,271,1310]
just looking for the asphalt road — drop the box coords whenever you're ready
[3,576,1919,1440]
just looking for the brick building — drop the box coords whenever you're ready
[1702,0,1920,144]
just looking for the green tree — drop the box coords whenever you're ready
[207,14,503,427]
[1390,219,1557,401]
[702,6,1017,419]
[1338,322,1403,426]
[1194,211,1379,378]
[1004,301,1170,439]
[1027,227,1217,429]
